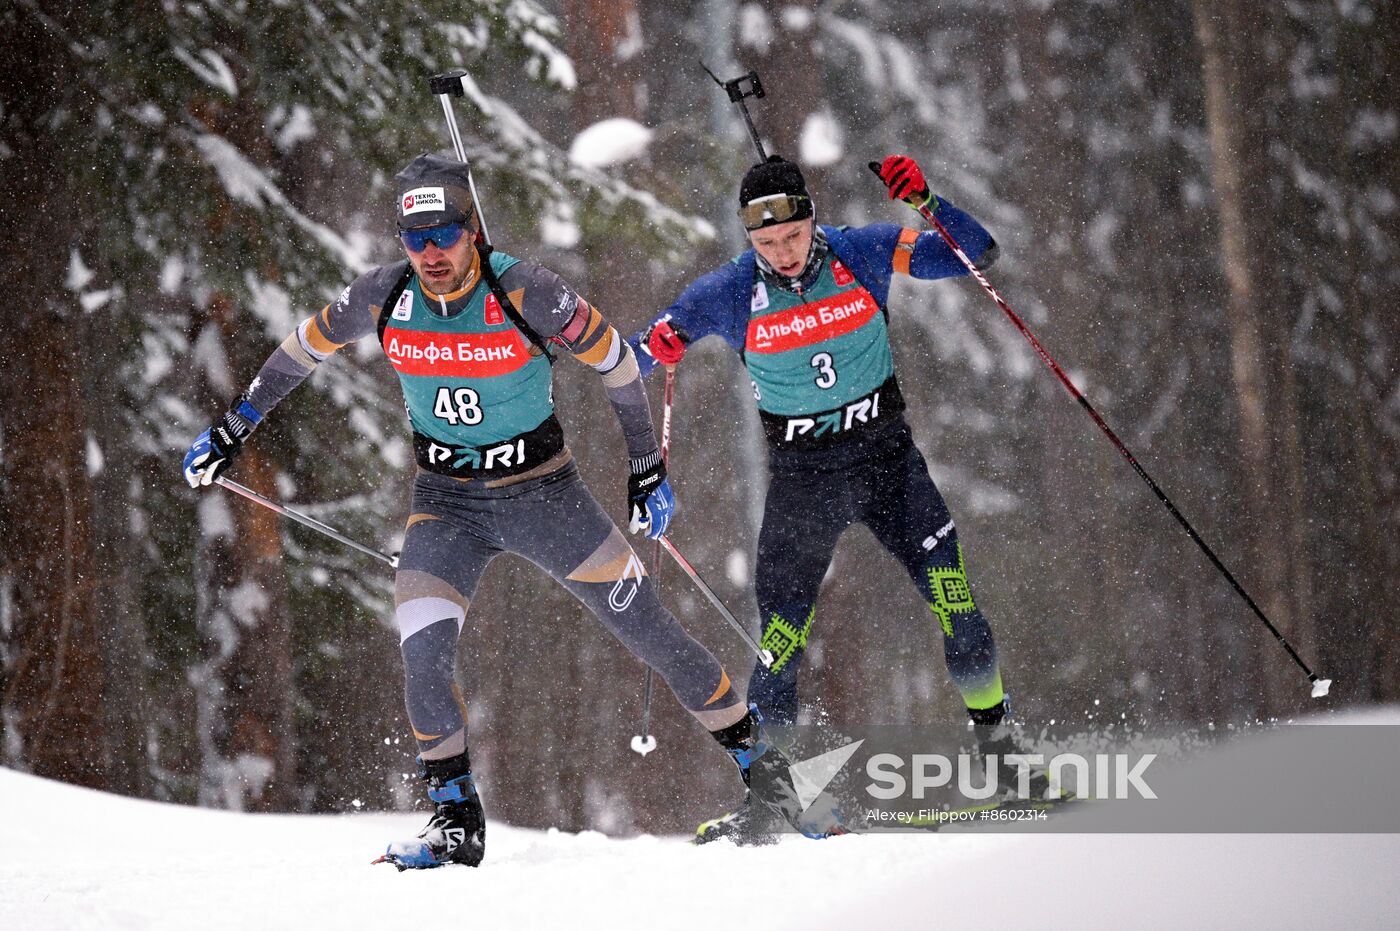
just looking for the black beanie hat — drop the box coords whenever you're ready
[394,153,477,230]
[738,155,813,226]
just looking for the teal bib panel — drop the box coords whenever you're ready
[381,252,556,472]
[743,256,893,417]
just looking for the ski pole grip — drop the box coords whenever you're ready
[867,160,883,179]
[429,70,468,97]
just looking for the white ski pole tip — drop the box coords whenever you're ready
[759,649,775,669]
[1310,678,1332,698]
[631,735,657,756]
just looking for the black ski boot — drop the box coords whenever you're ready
[697,708,839,845]
[375,752,486,870]
[970,700,1062,801]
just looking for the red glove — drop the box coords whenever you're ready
[646,320,689,366]
[878,155,931,205]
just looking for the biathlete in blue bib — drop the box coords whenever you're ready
[632,154,1039,840]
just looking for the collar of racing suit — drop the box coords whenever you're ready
[755,224,829,294]
[420,247,483,316]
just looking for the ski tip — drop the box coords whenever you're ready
[1310,677,1333,698]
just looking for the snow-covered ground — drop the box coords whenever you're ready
[4,718,1400,930]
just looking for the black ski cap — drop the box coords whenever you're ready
[394,154,477,230]
[738,155,812,225]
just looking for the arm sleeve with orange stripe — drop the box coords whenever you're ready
[241,261,407,417]
[499,261,661,470]
[892,199,998,279]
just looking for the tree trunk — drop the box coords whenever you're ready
[1322,0,1400,703]
[1191,0,1315,712]
[84,307,154,799]
[740,0,828,192]
[185,85,299,810]
[189,293,297,812]
[0,6,107,790]
[0,304,106,789]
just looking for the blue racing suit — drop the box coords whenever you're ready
[630,205,1007,724]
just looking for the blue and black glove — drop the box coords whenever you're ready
[183,397,262,488]
[627,458,675,540]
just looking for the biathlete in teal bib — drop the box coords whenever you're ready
[631,153,1014,733]
[182,153,801,866]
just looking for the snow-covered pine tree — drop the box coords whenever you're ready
[0,0,710,811]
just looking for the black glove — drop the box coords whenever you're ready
[183,397,262,487]
[627,458,675,540]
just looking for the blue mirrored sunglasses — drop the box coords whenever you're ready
[399,222,469,253]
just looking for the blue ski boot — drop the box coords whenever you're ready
[375,752,486,870]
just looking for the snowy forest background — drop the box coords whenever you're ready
[1,0,1396,834]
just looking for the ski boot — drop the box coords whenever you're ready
[696,707,841,845]
[375,752,486,870]
[970,700,1064,802]
[696,799,767,846]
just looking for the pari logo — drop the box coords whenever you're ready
[783,390,881,443]
[401,186,447,217]
[428,438,528,472]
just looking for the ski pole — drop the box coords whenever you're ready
[659,534,774,669]
[428,70,493,245]
[867,163,1330,699]
[631,365,676,757]
[216,477,399,569]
